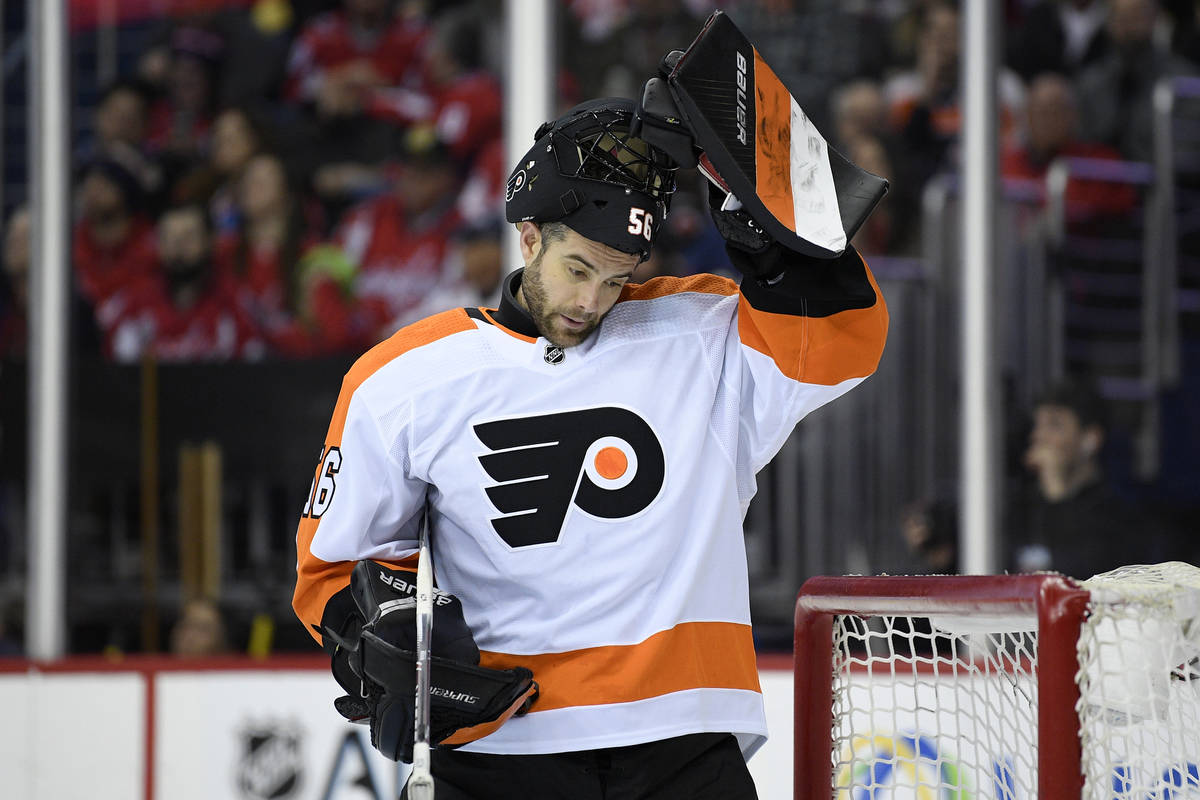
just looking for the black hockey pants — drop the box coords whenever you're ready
[399,732,759,800]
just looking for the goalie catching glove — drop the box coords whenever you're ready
[324,560,538,762]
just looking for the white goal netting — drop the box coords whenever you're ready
[813,563,1200,800]
[829,607,1042,798]
[1077,562,1200,799]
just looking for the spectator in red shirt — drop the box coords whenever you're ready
[318,126,463,346]
[220,152,332,357]
[208,106,269,234]
[106,202,260,362]
[287,0,430,217]
[285,0,427,110]
[1001,72,1137,223]
[388,214,507,331]
[145,25,225,173]
[368,9,501,165]
[72,151,160,320]
[455,137,506,225]
[0,206,30,358]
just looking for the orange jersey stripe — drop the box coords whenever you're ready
[293,309,476,641]
[477,621,760,712]
[738,259,888,385]
[753,48,795,235]
[619,273,737,302]
[479,307,538,343]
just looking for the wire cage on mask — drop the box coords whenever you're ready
[541,103,678,211]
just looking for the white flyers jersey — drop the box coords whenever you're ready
[294,266,888,757]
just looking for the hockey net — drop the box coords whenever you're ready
[793,562,1200,800]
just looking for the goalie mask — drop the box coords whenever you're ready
[505,97,677,262]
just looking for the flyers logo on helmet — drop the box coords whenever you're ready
[505,169,527,202]
[473,407,666,548]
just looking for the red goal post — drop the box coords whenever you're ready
[793,573,1093,799]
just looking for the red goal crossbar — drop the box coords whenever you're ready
[793,573,1091,800]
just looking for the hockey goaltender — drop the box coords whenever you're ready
[292,11,889,799]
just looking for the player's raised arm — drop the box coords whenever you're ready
[624,10,889,475]
[631,9,889,386]
[716,194,888,388]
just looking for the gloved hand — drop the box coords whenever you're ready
[326,561,538,762]
[631,51,697,170]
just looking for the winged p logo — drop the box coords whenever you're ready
[473,407,666,548]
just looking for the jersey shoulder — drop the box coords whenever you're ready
[345,308,477,397]
[609,273,740,337]
[618,273,738,303]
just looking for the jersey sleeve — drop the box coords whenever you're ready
[733,244,889,473]
[292,364,426,645]
[293,310,477,645]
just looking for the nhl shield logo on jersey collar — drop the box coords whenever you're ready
[544,344,565,365]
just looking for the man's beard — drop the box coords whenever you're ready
[523,252,600,347]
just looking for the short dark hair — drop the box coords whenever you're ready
[537,221,570,249]
[1035,377,1108,430]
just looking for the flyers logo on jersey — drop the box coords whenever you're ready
[473,407,665,548]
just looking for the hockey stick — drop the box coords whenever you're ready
[408,510,435,800]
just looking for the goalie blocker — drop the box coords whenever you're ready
[632,10,888,263]
[324,561,538,762]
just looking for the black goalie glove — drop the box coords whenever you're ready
[325,561,538,763]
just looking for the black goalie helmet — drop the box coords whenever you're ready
[504,97,678,262]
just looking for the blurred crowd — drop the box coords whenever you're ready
[1,0,1195,364]
[900,375,1197,579]
[2,0,515,361]
[0,0,1198,656]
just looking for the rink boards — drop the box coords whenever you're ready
[0,655,796,800]
[8,656,1189,799]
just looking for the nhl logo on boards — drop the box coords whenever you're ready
[236,720,303,799]
[544,344,565,364]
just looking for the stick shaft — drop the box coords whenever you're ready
[409,516,435,799]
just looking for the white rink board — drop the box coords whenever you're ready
[0,671,144,799]
[155,669,407,800]
[0,661,796,799]
[753,669,795,794]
